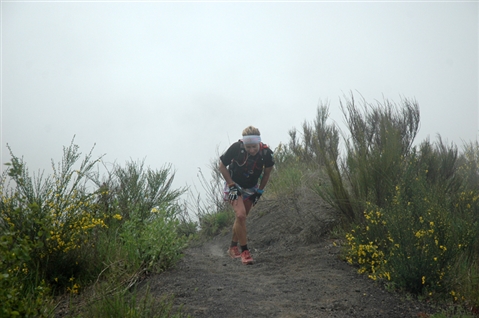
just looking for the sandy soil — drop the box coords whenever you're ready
[139,193,438,318]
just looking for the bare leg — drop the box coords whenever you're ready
[244,199,253,216]
[231,198,254,244]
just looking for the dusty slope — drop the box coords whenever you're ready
[140,192,437,318]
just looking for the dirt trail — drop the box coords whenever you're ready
[141,194,436,318]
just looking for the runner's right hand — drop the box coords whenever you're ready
[228,185,240,201]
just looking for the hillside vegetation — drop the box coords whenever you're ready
[1,94,478,317]
[280,96,479,313]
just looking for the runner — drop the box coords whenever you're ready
[219,126,275,265]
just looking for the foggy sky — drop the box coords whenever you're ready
[1,1,478,202]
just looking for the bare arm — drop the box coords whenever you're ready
[219,160,235,186]
[258,166,273,190]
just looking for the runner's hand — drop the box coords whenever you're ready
[228,185,240,201]
[249,189,264,206]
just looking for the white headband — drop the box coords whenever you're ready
[243,135,261,145]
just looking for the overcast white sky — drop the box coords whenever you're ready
[1,1,478,203]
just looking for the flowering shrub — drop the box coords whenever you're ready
[1,139,191,315]
[0,141,109,318]
[345,149,479,302]
[0,226,52,317]
[1,141,107,289]
[289,97,479,308]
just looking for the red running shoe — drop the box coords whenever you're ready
[228,246,241,259]
[241,250,254,265]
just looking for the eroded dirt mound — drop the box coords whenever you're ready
[140,190,435,317]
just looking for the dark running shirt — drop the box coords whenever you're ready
[220,141,275,189]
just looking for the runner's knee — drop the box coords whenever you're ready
[235,213,247,223]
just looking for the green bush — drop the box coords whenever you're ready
[1,139,105,315]
[1,139,191,316]
[0,228,53,317]
[120,207,188,272]
[345,153,477,295]
[198,210,234,238]
[285,94,479,309]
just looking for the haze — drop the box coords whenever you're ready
[1,1,477,201]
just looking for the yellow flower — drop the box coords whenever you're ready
[151,207,159,213]
[384,272,391,281]
[113,214,122,220]
[422,276,426,284]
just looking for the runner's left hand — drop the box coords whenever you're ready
[249,189,264,206]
